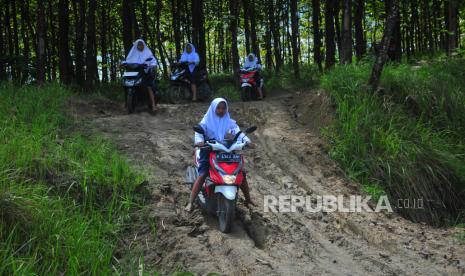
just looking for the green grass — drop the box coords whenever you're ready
[0,84,145,274]
[321,61,465,226]
[261,64,321,93]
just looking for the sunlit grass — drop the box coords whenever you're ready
[322,60,465,226]
[0,84,144,274]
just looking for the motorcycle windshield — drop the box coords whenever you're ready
[123,72,139,77]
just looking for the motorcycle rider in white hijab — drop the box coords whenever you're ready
[242,53,264,100]
[185,98,256,212]
[179,43,200,101]
[124,39,158,111]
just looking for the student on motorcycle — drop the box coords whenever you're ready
[185,98,256,212]
[242,53,264,100]
[124,39,158,111]
[179,43,200,101]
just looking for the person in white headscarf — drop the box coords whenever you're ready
[179,43,200,101]
[242,53,264,99]
[185,98,256,212]
[124,39,158,111]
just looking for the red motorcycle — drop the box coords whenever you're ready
[186,125,257,232]
[239,67,263,101]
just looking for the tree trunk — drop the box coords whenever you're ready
[73,0,85,86]
[369,0,399,90]
[324,0,336,69]
[11,0,19,80]
[192,0,207,68]
[100,1,108,83]
[390,0,402,61]
[46,1,57,81]
[334,0,342,59]
[432,0,442,50]
[269,0,281,72]
[290,0,299,78]
[85,0,97,90]
[37,0,46,84]
[0,4,6,80]
[354,0,365,61]
[58,0,72,84]
[122,0,134,55]
[172,0,182,57]
[411,0,420,53]
[340,0,352,64]
[19,0,31,83]
[141,0,149,40]
[243,0,251,54]
[444,0,458,54]
[229,0,240,84]
[155,0,168,76]
[422,0,434,52]
[312,0,322,71]
[5,1,14,78]
[248,0,260,61]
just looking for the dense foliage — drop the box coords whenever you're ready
[0,0,464,87]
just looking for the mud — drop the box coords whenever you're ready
[72,92,465,275]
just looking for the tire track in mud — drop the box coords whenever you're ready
[78,94,465,275]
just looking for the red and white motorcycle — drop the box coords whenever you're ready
[186,125,257,232]
[239,67,264,101]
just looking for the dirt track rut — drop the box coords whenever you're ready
[75,92,465,275]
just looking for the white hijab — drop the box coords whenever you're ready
[179,43,200,72]
[125,39,157,67]
[199,98,236,141]
[244,53,258,68]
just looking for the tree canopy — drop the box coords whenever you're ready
[0,0,463,88]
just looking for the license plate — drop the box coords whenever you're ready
[216,153,241,162]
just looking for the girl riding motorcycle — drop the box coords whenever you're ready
[242,53,264,100]
[179,43,201,102]
[185,98,256,212]
[124,39,158,111]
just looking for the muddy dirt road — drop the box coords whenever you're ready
[74,92,465,275]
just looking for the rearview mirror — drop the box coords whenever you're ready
[193,125,205,135]
[245,126,257,134]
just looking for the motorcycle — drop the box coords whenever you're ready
[167,62,212,104]
[122,57,157,114]
[239,67,264,101]
[185,125,257,233]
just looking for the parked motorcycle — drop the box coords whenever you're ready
[122,57,157,114]
[185,125,257,233]
[239,67,265,101]
[167,62,212,104]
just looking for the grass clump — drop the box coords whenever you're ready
[322,62,465,226]
[0,84,144,274]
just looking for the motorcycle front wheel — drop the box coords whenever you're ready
[198,82,212,102]
[168,85,191,104]
[217,193,236,233]
[241,86,251,102]
[126,88,136,114]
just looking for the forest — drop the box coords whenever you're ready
[2,0,465,275]
[0,0,463,87]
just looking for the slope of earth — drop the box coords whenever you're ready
[70,92,465,276]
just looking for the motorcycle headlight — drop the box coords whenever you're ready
[124,79,134,86]
[242,78,249,82]
[222,175,236,185]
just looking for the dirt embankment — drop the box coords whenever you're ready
[71,92,465,275]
